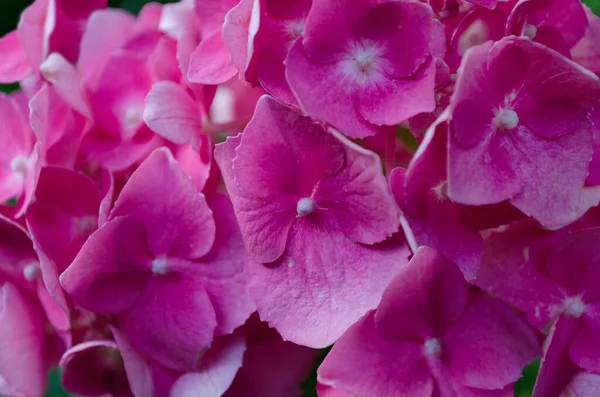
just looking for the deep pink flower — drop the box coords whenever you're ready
[215,95,408,347]
[507,0,588,56]
[61,148,254,371]
[285,0,437,138]
[477,221,600,395]
[390,120,483,280]
[447,36,600,228]
[318,247,541,397]
[0,31,33,83]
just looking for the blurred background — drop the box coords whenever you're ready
[0,0,598,396]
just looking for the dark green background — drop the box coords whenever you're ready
[0,0,598,395]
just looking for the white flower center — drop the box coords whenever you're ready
[296,197,316,217]
[564,295,586,318]
[152,257,169,275]
[23,262,41,281]
[494,109,519,130]
[10,155,29,179]
[340,41,383,82]
[524,24,537,39]
[286,20,305,40]
[423,338,442,357]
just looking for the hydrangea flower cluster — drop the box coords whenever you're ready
[0,0,599,396]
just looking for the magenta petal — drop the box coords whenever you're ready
[26,166,101,272]
[318,312,434,397]
[533,315,580,397]
[0,283,46,397]
[247,223,409,348]
[78,9,137,86]
[375,246,468,341]
[224,317,318,397]
[187,31,238,84]
[170,330,246,397]
[118,276,217,372]
[560,371,600,397]
[60,216,152,314]
[443,294,541,390]
[111,148,216,259]
[143,81,204,149]
[352,1,432,79]
[286,40,380,138]
[197,194,256,336]
[544,228,600,300]
[0,31,32,83]
[215,134,294,264]
[314,133,400,245]
[110,326,155,397]
[356,58,436,126]
[232,96,345,199]
[60,340,130,396]
[569,319,600,374]
[317,384,352,397]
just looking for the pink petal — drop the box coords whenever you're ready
[117,276,217,372]
[60,340,130,396]
[533,315,580,397]
[256,43,298,106]
[318,312,434,397]
[375,246,468,341]
[60,216,152,314]
[196,194,256,336]
[0,31,33,83]
[443,293,541,389]
[285,39,380,138]
[143,81,204,150]
[313,132,400,245]
[78,9,137,87]
[224,316,318,397]
[40,52,90,118]
[222,0,255,77]
[246,224,409,348]
[355,58,436,126]
[111,147,216,259]
[560,371,600,397]
[571,6,600,77]
[170,330,246,397]
[187,31,238,84]
[0,283,47,397]
[111,326,155,397]
[352,1,432,79]
[569,319,600,374]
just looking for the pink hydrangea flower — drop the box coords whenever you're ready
[447,36,600,228]
[61,148,254,372]
[318,246,541,397]
[215,95,408,347]
[285,0,437,138]
[477,220,600,394]
[560,371,600,397]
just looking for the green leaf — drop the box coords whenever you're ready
[583,0,600,16]
[514,359,540,397]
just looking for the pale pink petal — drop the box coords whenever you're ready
[143,81,203,150]
[187,32,238,85]
[170,330,246,397]
[0,31,33,83]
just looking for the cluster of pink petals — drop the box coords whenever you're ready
[0,0,599,396]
